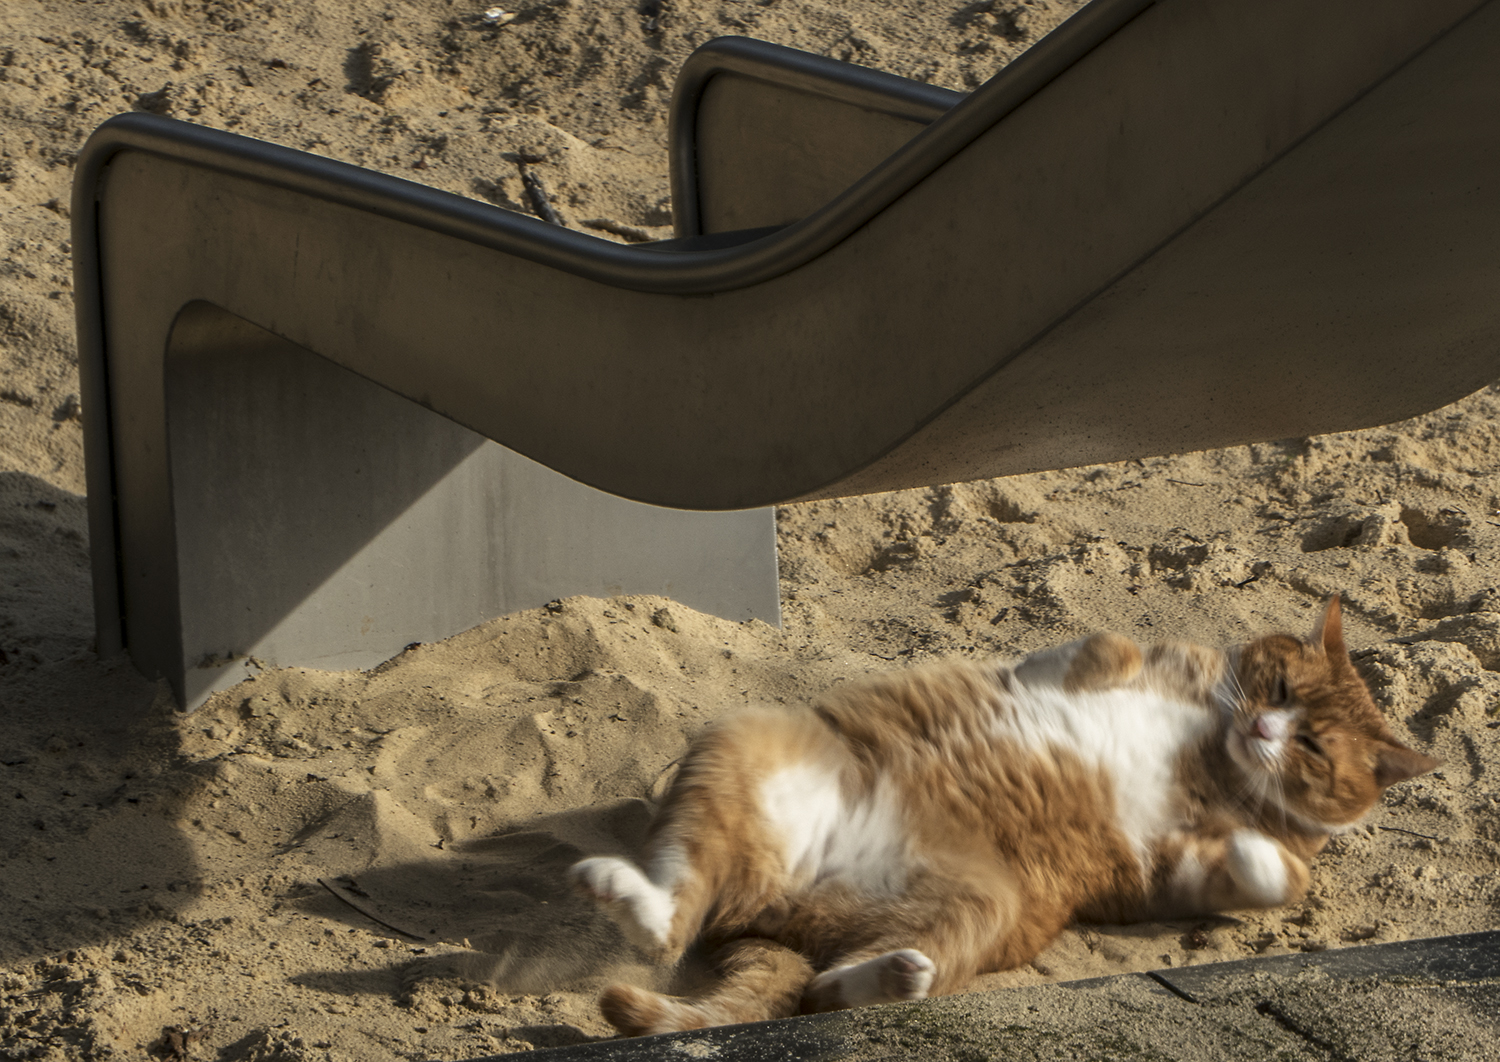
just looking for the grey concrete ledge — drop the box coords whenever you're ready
[493,931,1500,1061]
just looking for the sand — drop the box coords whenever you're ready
[2,1,1497,1058]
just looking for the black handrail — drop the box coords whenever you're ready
[72,0,1154,298]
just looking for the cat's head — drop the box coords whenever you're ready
[1223,596,1438,831]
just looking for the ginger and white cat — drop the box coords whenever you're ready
[570,597,1436,1035]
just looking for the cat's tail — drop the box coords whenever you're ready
[598,983,714,1036]
[598,937,812,1037]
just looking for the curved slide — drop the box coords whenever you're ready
[74,0,1500,705]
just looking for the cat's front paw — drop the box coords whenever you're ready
[569,856,675,960]
[1144,641,1225,702]
[1225,830,1295,907]
[1062,633,1143,693]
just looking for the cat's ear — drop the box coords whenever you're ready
[1310,595,1345,658]
[1373,740,1441,790]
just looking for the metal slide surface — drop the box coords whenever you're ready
[74,0,1500,701]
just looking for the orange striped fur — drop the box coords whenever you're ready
[571,597,1436,1036]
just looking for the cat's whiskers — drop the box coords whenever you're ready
[1224,737,1264,808]
[1214,669,1247,722]
[1225,718,1289,830]
[1232,764,1271,819]
[1266,770,1290,835]
[1222,697,1268,817]
[1226,732,1297,834]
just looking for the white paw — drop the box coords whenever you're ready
[569,856,674,954]
[810,948,936,1007]
[1226,829,1289,906]
[877,949,936,1000]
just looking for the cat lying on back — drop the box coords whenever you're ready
[571,597,1436,1035]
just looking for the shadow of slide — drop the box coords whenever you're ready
[1,467,213,963]
[0,667,207,963]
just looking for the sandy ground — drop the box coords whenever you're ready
[2,1,1497,1058]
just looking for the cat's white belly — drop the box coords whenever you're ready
[989,683,1216,868]
[757,684,1213,894]
[758,763,909,896]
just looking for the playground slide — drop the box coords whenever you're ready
[73,0,1500,704]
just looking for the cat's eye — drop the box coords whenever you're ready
[1271,677,1291,705]
[1296,732,1324,756]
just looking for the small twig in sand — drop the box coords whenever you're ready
[317,877,431,941]
[1167,479,1207,487]
[1376,825,1440,842]
[517,162,563,226]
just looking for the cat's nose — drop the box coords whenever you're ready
[1252,711,1292,743]
[1253,715,1278,741]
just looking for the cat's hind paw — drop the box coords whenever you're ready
[803,948,936,1011]
[877,949,937,1000]
[1225,830,1292,907]
[569,856,675,960]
